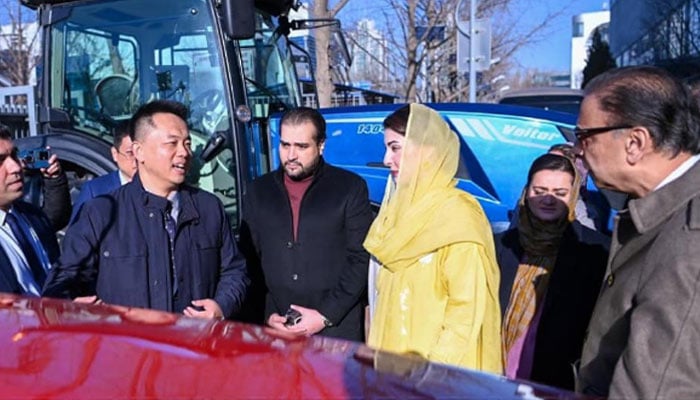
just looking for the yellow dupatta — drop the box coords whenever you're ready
[363,104,496,267]
[363,103,502,372]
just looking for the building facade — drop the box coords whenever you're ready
[348,19,390,90]
[609,0,700,81]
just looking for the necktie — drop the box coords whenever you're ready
[164,202,178,295]
[5,212,46,288]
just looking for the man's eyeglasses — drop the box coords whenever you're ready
[117,149,134,159]
[573,125,633,142]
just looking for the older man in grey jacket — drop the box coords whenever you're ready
[574,66,700,399]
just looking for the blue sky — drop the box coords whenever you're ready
[511,0,609,72]
[2,0,608,73]
[341,0,609,73]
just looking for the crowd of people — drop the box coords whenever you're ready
[0,65,698,398]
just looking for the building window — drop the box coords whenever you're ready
[573,21,584,38]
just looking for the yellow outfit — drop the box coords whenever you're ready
[364,104,503,373]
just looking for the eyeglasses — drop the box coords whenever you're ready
[573,125,633,142]
[117,149,134,159]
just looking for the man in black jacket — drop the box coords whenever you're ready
[240,107,373,341]
[44,100,248,319]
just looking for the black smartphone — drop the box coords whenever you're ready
[284,308,302,326]
[19,148,51,170]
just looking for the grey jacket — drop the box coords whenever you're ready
[578,160,700,399]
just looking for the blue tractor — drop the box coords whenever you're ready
[271,103,578,233]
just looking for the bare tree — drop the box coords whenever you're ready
[378,0,454,102]
[311,0,352,107]
[346,0,571,103]
[345,0,455,102]
[640,0,700,71]
[0,1,39,87]
[346,21,386,88]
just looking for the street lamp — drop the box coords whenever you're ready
[455,0,478,102]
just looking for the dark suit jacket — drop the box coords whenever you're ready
[70,170,121,224]
[239,159,373,341]
[0,201,60,294]
[44,174,249,318]
[23,171,72,231]
[495,221,609,390]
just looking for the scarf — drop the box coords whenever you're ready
[502,164,580,371]
[363,104,495,269]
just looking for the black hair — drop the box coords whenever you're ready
[383,104,410,136]
[128,100,189,141]
[584,66,700,156]
[113,119,131,148]
[279,107,326,144]
[0,124,11,141]
[527,153,576,187]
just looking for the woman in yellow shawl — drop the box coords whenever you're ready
[364,103,502,373]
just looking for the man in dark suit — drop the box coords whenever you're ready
[0,128,59,295]
[44,100,248,320]
[239,107,373,341]
[70,121,137,223]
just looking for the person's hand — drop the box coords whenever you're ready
[183,298,224,319]
[266,312,307,338]
[289,304,327,336]
[73,295,102,305]
[40,152,62,179]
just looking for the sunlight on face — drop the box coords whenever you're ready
[279,121,323,181]
[383,128,404,180]
[133,113,192,197]
[526,169,574,221]
[0,139,24,210]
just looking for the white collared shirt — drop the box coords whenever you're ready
[118,170,130,185]
[0,208,43,295]
[654,154,700,191]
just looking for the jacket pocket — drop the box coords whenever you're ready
[192,238,221,297]
[97,246,148,307]
[196,239,220,265]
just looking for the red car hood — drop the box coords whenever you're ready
[0,294,590,399]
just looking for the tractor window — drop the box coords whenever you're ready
[239,13,301,119]
[60,27,137,133]
[47,0,241,229]
[154,32,230,135]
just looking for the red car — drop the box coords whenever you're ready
[0,294,590,399]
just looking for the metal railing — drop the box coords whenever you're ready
[0,85,36,138]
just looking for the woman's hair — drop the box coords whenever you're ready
[547,142,577,161]
[383,104,411,136]
[526,153,576,186]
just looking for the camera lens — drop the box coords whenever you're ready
[24,156,34,163]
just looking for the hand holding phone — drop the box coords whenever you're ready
[19,148,52,170]
[284,308,302,326]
